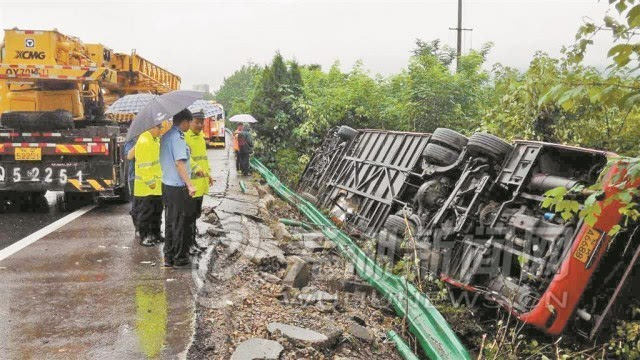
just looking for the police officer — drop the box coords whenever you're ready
[134,125,163,246]
[160,109,196,268]
[185,111,214,254]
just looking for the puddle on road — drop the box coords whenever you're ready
[135,284,168,359]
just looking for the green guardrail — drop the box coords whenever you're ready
[388,330,421,360]
[250,157,471,360]
[279,218,314,231]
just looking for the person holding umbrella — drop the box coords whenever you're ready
[107,94,159,243]
[237,125,254,175]
[160,109,197,268]
[232,123,244,171]
[229,114,257,176]
[125,90,204,267]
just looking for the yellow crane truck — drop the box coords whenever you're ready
[0,28,180,210]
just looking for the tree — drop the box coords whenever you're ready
[249,52,306,179]
[213,40,492,184]
[555,0,640,154]
[407,40,491,133]
[214,63,262,116]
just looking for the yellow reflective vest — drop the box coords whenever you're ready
[185,129,210,198]
[134,131,162,197]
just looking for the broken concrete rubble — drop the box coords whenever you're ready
[266,322,329,348]
[282,256,311,289]
[188,163,404,359]
[203,212,220,225]
[291,232,327,253]
[260,272,281,284]
[298,290,338,304]
[348,323,374,343]
[272,222,292,242]
[230,338,284,360]
[205,226,226,237]
[329,278,374,296]
[201,205,216,216]
[323,239,336,250]
[302,239,324,253]
[292,232,325,242]
[262,194,276,208]
[219,217,286,266]
[256,184,272,197]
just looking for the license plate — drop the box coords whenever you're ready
[15,148,42,161]
[0,165,85,185]
[573,227,603,263]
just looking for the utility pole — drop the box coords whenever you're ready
[457,0,462,60]
[449,0,472,71]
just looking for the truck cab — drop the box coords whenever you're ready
[0,28,179,210]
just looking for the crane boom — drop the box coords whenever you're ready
[0,28,182,202]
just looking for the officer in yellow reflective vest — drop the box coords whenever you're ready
[185,111,214,254]
[134,124,164,247]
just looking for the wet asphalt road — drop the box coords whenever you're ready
[0,192,68,250]
[0,144,231,359]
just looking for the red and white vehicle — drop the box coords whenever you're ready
[202,103,225,148]
[298,126,640,338]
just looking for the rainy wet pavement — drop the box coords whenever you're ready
[0,144,231,359]
[0,192,69,250]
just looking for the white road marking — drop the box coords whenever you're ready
[0,205,96,262]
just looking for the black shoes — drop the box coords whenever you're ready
[163,257,174,268]
[173,258,191,268]
[162,255,193,268]
[154,234,165,243]
[139,232,163,247]
[140,236,155,247]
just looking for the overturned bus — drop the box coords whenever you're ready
[298,126,640,339]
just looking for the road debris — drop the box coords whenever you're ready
[230,338,284,360]
[266,322,331,348]
[282,256,311,288]
[188,162,406,359]
[349,323,374,343]
[251,157,470,360]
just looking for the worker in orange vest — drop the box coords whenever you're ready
[233,123,244,171]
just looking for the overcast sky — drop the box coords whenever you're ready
[0,0,614,91]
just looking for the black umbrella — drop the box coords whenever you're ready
[125,90,204,141]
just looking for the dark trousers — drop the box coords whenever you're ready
[162,184,194,261]
[234,151,240,171]
[190,196,204,247]
[129,179,138,230]
[135,195,163,239]
[238,152,250,174]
